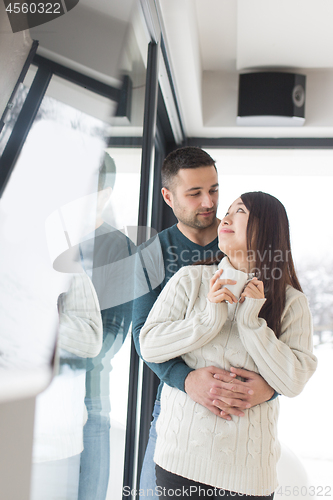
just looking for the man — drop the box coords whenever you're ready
[78,153,135,500]
[133,147,276,497]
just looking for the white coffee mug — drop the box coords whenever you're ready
[218,266,248,299]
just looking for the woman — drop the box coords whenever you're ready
[140,192,317,500]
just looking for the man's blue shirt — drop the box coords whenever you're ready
[132,224,221,400]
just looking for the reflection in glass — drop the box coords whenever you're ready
[27,50,147,500]
[1,4,148,497]
[0,89,107,370]
[21,90,145,499]
[0,65,37,156]
[32,273,103,499]
[75,153,136,500]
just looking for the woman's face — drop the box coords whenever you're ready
[218,197,249,259]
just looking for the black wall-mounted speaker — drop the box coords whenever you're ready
[237,72,306,126]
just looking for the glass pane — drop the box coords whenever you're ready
[29,111,144,500]
[210,148,333,493]
[0,64,37,156]
[0,87,110,368]
[0,21,148,500]
[22,103,143,500]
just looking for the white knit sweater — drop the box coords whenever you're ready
[140,258,317,495]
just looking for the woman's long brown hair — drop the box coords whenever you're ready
[241,191,302,338]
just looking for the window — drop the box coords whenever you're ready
[210,147,333,492]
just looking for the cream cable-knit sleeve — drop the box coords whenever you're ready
[58,274,103,358]
[236,287,317,397]
[140,266,228,363]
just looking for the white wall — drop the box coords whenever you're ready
[0,397,36,500]
[0,2,33,120]
[159,0,333,137]
[202,68,333,137]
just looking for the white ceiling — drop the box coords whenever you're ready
[79,0,136,22]
[31,0,333,139]
[195,0,333,72]
[236,0,333,70]
[159,0,333,138]
[195,0,237,72]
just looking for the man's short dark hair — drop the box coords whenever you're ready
[98,152,116,191]
[161,147,216,190]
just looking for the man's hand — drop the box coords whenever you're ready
[212,366,275,414]
[184,366,253,420]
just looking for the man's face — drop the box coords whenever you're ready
[162,166,219,230]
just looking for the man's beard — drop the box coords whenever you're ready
[176,208,217,230]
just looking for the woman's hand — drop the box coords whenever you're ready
[207,269,238,304]
[239,277,265,303]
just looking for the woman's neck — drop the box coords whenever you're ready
[226,253,252,274]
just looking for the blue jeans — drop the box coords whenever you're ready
[140,401,160,498]
[78,399,111,500]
